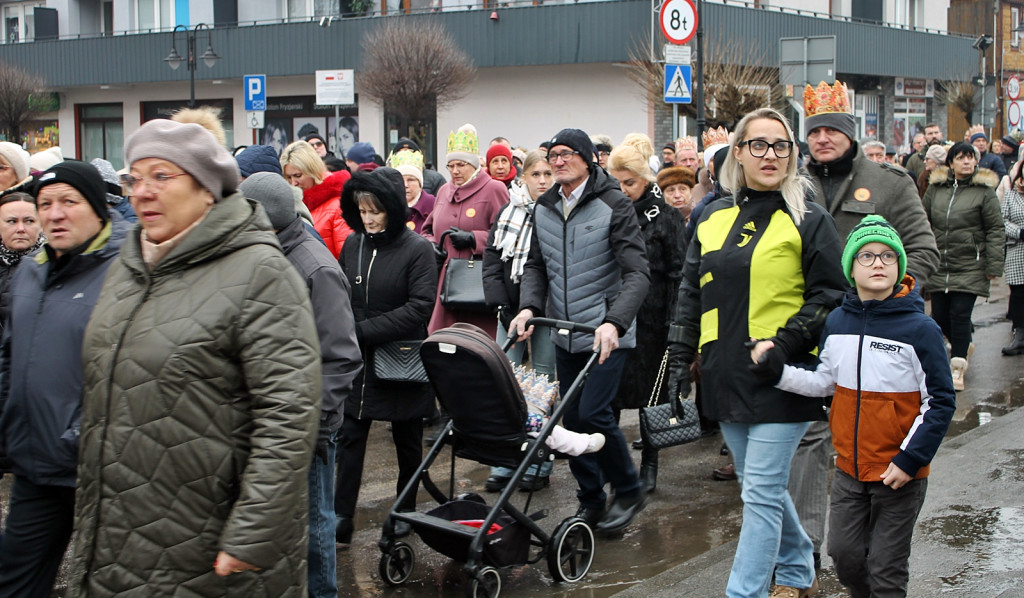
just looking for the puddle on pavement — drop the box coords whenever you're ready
[338,491,742,597]
[945,378,1024,439]
[918,503,1024,587]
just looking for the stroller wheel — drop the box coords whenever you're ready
[467,566,501,598]
[378,541,416,586]
[547,517,595,583]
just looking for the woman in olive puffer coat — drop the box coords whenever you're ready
[70,120,322,598]
[922,141,1005,390]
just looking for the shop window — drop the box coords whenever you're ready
[1013,8,1021,49]
[79,103,124,170]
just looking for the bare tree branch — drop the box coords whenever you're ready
[360,18,476,122]
[935,72,976,128]
[0,61,45,142]
[627,35,783,131]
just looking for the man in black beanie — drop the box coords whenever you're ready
[509,128,650,535]
[0,159,130,596]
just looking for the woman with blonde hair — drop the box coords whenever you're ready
[281,140,352,257]
[607,137,686,494]
[666,108,846,598]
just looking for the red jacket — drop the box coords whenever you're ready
[303,170,353,258]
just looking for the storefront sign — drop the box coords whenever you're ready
[894,77,934,98]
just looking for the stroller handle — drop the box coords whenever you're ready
[525,317,598,336]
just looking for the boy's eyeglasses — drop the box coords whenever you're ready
[855,250,900,267]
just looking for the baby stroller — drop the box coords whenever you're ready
[377,318,600,598]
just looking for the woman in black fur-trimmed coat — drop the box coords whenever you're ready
[334,168,438,543]
[607,141,687,494]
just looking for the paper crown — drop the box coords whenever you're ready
[701,126,730,148]
[447,124,479,156]
[388,149,424,171]
[675,136,698,154]
[804,81,851,117]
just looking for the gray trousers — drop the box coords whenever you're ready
[828,469,928,598]
[788,419,832,553]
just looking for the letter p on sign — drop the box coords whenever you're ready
[244,75,266,112]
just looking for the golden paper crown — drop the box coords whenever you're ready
[701,126,730,148]
[675,136,697,154]
[388,149,424,170]
[803,81,851,117]
[446,124,479,156]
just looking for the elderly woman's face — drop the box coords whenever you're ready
[0,156,18,191]
[663,183,692,212]
[129,158,213,244]
[0,200,40,251]
[447,160,475,186]
[403,175,422,204]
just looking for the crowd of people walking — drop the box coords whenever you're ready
[0,79,1020,598]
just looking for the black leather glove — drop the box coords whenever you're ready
[447,227,476,250]
[315,424,332,466]
[745,338,788,385]
[665,342,693,400]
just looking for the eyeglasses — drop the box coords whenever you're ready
[309,140,324,148]
[739,139,794,159]
[446,161,471,171]
[598,151,610,159]
[119,172,188,194]
[855,250,900,267]
[547,150,580,164]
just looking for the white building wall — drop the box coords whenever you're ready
[436,63,650,157]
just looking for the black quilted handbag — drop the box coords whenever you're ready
[373,341,429,383]
[639,350,702,449]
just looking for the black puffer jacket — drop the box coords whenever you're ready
[616,185,687,410]
[340,169,438,421]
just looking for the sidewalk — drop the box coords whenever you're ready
[614,402,1024,598]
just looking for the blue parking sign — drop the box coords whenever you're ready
[244,75,266,111]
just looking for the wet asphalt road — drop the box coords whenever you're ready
[4,281,1021,597]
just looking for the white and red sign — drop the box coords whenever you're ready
[1008,75,1021,101]
[660,0,698,46]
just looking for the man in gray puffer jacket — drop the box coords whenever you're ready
[510,128,650,536]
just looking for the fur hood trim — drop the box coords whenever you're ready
[929,166,1000,188]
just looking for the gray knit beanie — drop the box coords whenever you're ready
[804,112,856,143]
[124,119,240,199]
[239,172,297,230]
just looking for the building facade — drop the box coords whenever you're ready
[0,0,973,168]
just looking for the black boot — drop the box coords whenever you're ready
[1003,328,1024,355]
[336,514,354,544]
[640,447,658,494]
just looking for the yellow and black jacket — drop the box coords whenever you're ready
[670,188,846,423]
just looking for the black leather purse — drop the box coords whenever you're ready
[639,350,702,449]
[438,230,489,312]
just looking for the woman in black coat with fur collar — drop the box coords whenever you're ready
[334,168,438,543]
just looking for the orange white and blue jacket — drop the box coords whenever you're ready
[776,274,955,482]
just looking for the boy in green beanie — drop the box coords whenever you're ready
[751,215,955,598]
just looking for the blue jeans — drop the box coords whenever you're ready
[720,422,815,598]
[492,321,557,480]
[556,348,639,508]
[308,437,337,598]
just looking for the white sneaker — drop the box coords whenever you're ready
[582,433,606,454]
[951,357,967,391]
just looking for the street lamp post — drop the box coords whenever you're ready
[164,24,219,109]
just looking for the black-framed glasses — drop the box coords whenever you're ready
[739,139,794,159]
[547,150,580,164]
[119,172,188,195]
[855,250,900,267]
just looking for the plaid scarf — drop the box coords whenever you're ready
[492,181,535,283]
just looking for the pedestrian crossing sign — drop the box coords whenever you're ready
[664,64,692,104]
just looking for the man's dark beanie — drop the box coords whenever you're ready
[236,145,283,178]
[548,128,598,167]
[33,160,109,223]
[395,137,421,152]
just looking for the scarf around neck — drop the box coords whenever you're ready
[492,181,535,283]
